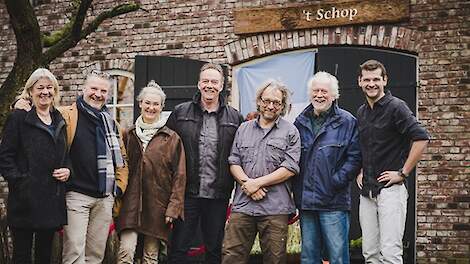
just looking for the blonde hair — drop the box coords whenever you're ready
[18,68,60,106]
[137,80,166,107]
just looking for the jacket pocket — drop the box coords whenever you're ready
[318,143,344,166]
[239,143,255,163]
[16,175,31,200]
[266,138,287,165]
[314,143,345,203]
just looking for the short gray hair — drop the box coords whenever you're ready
[307,71,340,100]
[255,79,291,116]
[85,69,112,89]
[200,62,224,86]
[137,80,166,106]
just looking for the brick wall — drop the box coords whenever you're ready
[0,0,468,262]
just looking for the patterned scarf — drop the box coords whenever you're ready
[77,96,124,196]
[135,115,167,151]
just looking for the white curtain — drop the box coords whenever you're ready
[233,50,316,122]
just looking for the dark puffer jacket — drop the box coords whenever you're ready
[166,92,244,199]
[0,108,68,229]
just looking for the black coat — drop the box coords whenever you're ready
[0,108,68,229]
[166,92,244,199]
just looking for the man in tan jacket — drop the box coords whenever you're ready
[15,70,128,264]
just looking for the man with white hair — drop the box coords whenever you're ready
[293,71,361,264]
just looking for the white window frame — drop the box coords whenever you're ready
[105,69,135,120]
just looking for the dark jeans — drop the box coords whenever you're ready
[169,197,229,264]
[10,227,55,264]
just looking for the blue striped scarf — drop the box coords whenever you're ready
[77,96,124,196]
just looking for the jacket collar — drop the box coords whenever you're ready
[25,106,66,139]
[297,102,342,128]
[129,124,172,137]
[192,91,227,113]
[368,90,393,109]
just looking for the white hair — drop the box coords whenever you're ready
[307,71,340,100]
[137,80,166,106]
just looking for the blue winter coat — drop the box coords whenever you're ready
[293,104,361,211]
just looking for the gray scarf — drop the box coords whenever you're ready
[135,115,167,150]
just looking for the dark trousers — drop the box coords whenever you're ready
[222,213,289,264]
[169,197,229,264]
[10,227,55,264]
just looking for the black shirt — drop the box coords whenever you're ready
[357,91,429,197]
[68,110,102,197]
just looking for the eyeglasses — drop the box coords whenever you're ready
[260,98,282,108]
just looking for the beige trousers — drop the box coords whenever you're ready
[118,229,160,264]
[359,184,408,264]
[62,191,115,264]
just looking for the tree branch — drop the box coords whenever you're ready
[70,0,93,39]
[42,22,73,47]
[42,0,93,47]
[41,3,139,65]
[80,4,139,38]
[5,0,42,60]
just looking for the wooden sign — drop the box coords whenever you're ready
[234,0,409,35]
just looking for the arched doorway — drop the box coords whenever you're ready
[231,46,418,263]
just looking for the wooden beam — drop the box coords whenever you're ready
[234,0,409,35]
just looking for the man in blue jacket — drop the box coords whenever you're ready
[294,71,362,264]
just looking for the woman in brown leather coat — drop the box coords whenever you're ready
[117,81,186,263]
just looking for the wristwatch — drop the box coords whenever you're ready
[398,168,408,179]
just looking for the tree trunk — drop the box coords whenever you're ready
[0,62,38,128]
[0,0,139,130]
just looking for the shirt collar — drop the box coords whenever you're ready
[254,115,281,129]
[374,90,393,107]
[200,101,220,114]
[311,104,334,120]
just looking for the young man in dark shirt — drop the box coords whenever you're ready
[356,60,429,264]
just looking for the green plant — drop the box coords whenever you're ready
[250,222,301,255]
[350,237,362,249]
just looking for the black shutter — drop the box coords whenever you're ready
[134,56,228,120]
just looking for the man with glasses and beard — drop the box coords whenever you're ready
[221,80,301,264]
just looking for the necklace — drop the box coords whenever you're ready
[36,109,52,125]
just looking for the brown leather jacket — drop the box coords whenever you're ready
[58,103,129,217]
[117,126,186,241]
